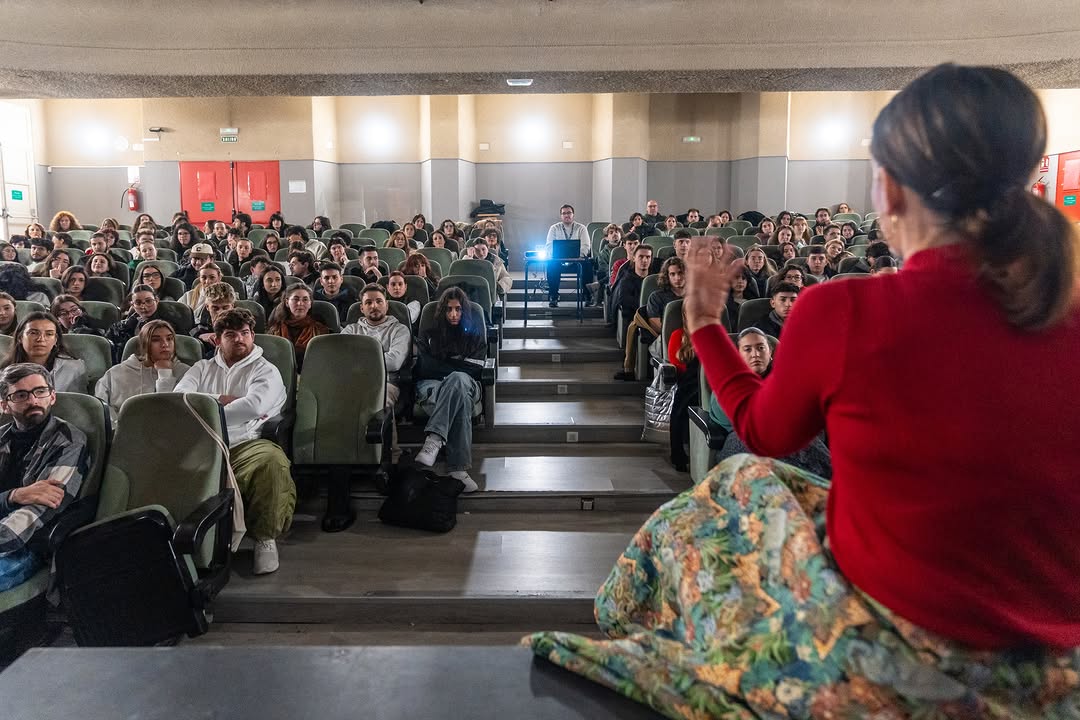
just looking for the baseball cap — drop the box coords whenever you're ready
[190,243,215,257]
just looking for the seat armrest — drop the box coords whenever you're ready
[689,406,728,450]
[365,408,394,444]
[173,489,234,556]
[655,362,677,384]
[260,411,294,442]
[47,495,99,554]
[481,357,496,385]
[486,325,499,346]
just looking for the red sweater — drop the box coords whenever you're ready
[692,243,1080,650]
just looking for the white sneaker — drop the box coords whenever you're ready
[450,470,479,493]
[253,539,279,575]
[414,433,445,467]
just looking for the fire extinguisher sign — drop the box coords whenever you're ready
[1040,156,1051,173]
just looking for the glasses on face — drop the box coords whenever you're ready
[132,298,156,307]
[56,306,80,319]
[25,329,57,340]
[142,271,162,280]
[5,386,52,403]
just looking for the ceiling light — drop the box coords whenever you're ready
[506,78,534,87]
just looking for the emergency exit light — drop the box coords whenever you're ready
[220,128,239,135]
[682,136,702,144]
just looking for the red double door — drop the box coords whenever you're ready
[178,161,280,227]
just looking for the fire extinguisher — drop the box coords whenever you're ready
[1031,177,1047,199]
[122,185,140,212]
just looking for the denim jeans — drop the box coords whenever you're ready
[416,372,481,471]
[0,546,43,592]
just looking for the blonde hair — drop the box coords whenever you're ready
[135,319,175,366]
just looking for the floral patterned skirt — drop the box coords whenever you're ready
[525,454,1080,720]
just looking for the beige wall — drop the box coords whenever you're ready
[788,91,894,161]
[474,94,595,163]
[590,93,613,161]
[311,96,339,163]
[1038,90,1080,155]
[42,98,144,166]
[648,94,738,161]
[335,96,421,163]
[611,94,649,159]
[457,95,477,163]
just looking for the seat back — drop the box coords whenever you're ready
[63,334,113,393]
[358,228,390,244]
[213,261,234,277]
[661,299,683,362]
[341,223,367,236]
[121,334,203,368]
[322,228,352,240]
[216,275,247,299]
[436,276,492,324]
[705,226,737,239]
[832,213,861,223]
[293,335,384,465]
[83,277,125,307]
[417,247,455,275]
[52,393,112,497]
[838,257,866,274]
[156,301,196,334]
[449,259,497,299]
[645,236,674,253]
[609,247,627,267]
[727,236,759,252]
[235,300,267,333]
[727,220,752,234]
[80,301,120,330]
[254,334,296,413]
[831,272,873,282]
[377,274,430,307]
[847,243,869,258]
[247,228,270,246]
[35,277,62,300]
[736,298,773,332]
[639,273,660,306]
[376,247,406,269]
[15,300,45,320]
[345,299,412,334]
[309,300,341,333]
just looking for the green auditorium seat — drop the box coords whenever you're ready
[310,300,341,333]
[345,299,413,340]
[705,227,737,239]
[14,300,45,320]
[15,249,31,265]
[0,393,111,660]
[157,301,196,335]
[68,230,92,243]
[55,393,233,647]
[615,272,657,353]
[864,212,880,221]
[213,261,234,276]
[417,248,455,277]
[80,301,120,330]
[376,247,406,270]
[133,259,179,282]
[235,300,267,333]
[254,334,297,455]
[646,236,674,254]
[831,272,873,282]
[727,236,759,253]
[832,213,862,223]
[376,274,430,308]
[848,243,869,257]
[59,248,84,268]
[357,228,390,244]
[108,248,132,265]
[34,277,62,300]
[214,275,247,299]
[660,298,684,363]
[322,228,352,240]
[247,228,270,246]
[338,275,367,299]
[727,220,752,234]
[633,274,661,381]
[415,300,496,431]
[838,257,867,274]
[340,223,366,236]
[586,221,608,237]
[450,258,503,331]
[292,334,393,532]
[63,334,113,393]
[344,259,389,277]
[121,334,203,368]
[736,298,773,332]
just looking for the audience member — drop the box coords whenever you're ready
[95,319,191,421]
[401,253,440,297]
[244,256,272,298]
[350,247,383,284]
[385,271,420,324]
[50,232,73,250]
[839,221,860,244]
[2,313,87,393]
[482,227,510,267]
[133,262,180,301]
[253,265,286,318]
[175,308,295,575]
[623,212,645,236]
[106,285,166,363]
[227,238,261,274]
[48,211,81,233]
[439,219,465,248]
[51,295,105,338]
[769,225,795,247]
[267,284,329,371]
[172,243,215,289]
[756,282,799,338]
[34,250,72,280]
[0,263,51,305]
[285,225,327,259]
[263,233,282,256]
[85,252,117,280]
[768,264,806,293]
[754,219,776,244]
[615,256,685,381]
[325,236,351,268]
[596,224,622,289]
[191,282,237,358]
[805,245,828,282]
[778,241,797,263]
[743,246,774,297]
[413,287,484,492]
[725,269,760,321]
[871,256,899,275]
[0,243,17,262]
[792,215,811,243]
[642,200,664,228]
[544,204,591,308]
[851,241,893,274]
[607,233,641,285]
[231,212,253,236]
[24,222,46,240]
[385,230,412,252]
[287,250,318,287]
[179,264,223,317]
[0,293,15,336]
[170,223,199,257]
[341,284,410,408]
[812,207,832,236]
[0,362,89,591]
[313,262,356,322]
[267,213,286,238]
[469,239,512,297]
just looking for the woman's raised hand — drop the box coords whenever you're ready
[683,238,745,335]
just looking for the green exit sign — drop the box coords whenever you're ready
[10,189,23,201]
[1065,195,1077,207]
[251,201,266,211]
[201,202,215,211]
[220,136,238,143]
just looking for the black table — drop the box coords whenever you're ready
[522,257,588,325]
[1,645,663,720]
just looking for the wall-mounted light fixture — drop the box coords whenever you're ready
[506,78,534,87]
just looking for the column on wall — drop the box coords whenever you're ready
[591,93,648,224]
[420,95,477,224]
[729,93,790,216]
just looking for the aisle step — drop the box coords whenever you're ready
[499,338,622,364]
[497,365,643,398]
[504,302,604,320]
[502,319,607,339]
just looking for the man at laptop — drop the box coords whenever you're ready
[544,204,593,308]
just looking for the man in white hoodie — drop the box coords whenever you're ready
[175,308,295,576]
[341,284,410,408]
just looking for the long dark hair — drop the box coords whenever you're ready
[429,286,482,359]
[268,283,311,325]
[254,266,286,309]
[2,311,72,369]
[171,222,199,253]
[402,253,441,284]
[0,263,47,301]
[871,63,1077,331]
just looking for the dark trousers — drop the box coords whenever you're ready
[669,360,701,467]
[546,261,595,302]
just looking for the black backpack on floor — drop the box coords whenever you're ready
[378,451,464,533]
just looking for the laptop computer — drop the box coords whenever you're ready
[551,239,581,259]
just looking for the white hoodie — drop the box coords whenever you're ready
[341,314,410,375]
[95,355,191,421]
[174,344,286,446]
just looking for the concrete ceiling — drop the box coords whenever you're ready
[2,0,1079,97]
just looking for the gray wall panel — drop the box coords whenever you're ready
[338,163,422,226]
[140,161,181,225]
[313,160,341,223]
[786,160,873,216]
[38,166,138,227]
[610,158,647,225]
[279,160,316,225]
[646,161,732,218]
[474,162,593,259]
[456,160,476,221]
[428,159,464,225]
[590,159,612,223]
[730,156,788,216]
[419,160,433,221]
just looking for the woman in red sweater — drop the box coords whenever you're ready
[530,65,1080,719]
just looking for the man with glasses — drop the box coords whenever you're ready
[543,204,592,308]
[175,309,294,576]
[0,363,89,591]
[643,200,665,228]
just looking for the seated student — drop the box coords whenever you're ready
[413,287,484,492]
[349,246,383,284]
[106,285,168,364]
[175,308,295,575]
[312,262,356,323]
[191,282,238,359]
[341,284,410,408]
[27,238,51,271]
[172,243,216,290]
[850,240,893,274]
[595,224,623,291]
[792,215,812,244]
[95,319,190,421]
[285,225,327,260]
[823,238,850,277]
[439,219,466,250]
[253,265,286,318]
[0,243,17,262]
[743,246,775,298]
[608,233,641,286]
[84,251,117,280]
[871,256,899,275]
[129,239,158,274]
[671,229,693,261]
[262,233,282,257]
[804,245,829,282]
[725,268,760,321]
[754,218,776,244]
[385,230,414,253]
[50,232,73,251]
[206,220,229,246]
[325,235,351,268]
[767,263,806,293]
[821,223,843,246]
[221,228,242,256]
[706,328,831,476]
[385,271,420,324]
[0,263,51,306]
[812,207,832,236]
[665,304,699,472]
[267,284,329,372]
[51,295,105,338]
[468,238,512,297]
[610,244,653,333]
[227,237,263,275]
[839,221,860,244]
[401,253,440,298]
[83,232,110,258]
[481,227,510,270]
[426,229,459,255]
[33,249,72,280]
[287,250,319,287]
[615,256,685,381]
[1,313,87,393]
[623,212,645,236]
[0,362,89,592]
[0,293,16,336]
[133,262,181,302]
[179,263,223,317]
[243,255,272,299]
[170,223,199,258]
[756,281,799,339]
[657,215,680,237]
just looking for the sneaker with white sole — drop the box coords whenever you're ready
[253,539,279,575]
[450,470,478,493]
[414,433,445,467]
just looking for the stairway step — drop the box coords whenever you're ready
[497,365,644,399]
[506,291,584,303]
[502,319,609,339]
[499,338,622,364]
[504,302,604,320]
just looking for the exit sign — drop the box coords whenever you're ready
[220,136,238,143]
[1065,195,1077,207]
[10,189,23,200]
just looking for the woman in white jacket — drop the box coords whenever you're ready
[95,320,190,421]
